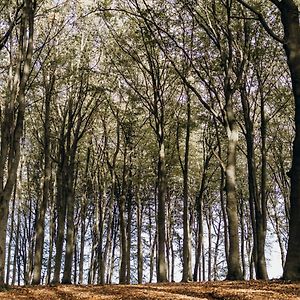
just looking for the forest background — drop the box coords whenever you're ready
[0,0,299,287]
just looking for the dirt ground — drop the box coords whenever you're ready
[1,280,300,299]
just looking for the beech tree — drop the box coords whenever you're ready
[0,0,35,286]
[236,0,300,281]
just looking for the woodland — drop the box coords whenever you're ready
[0,0,300,293]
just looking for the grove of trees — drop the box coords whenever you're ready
[0,0,298,286]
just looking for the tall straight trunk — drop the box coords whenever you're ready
[182,94,192,282]
[258,80,268,279]
[126,163,133,284]
[239,198,246,279]
[62,150,77,284]
[193,154,208,281]
[73,234,78,284]
[224,98,243,280]
[107,212,117,284]
[119,147,128,284]
[0,0,34,285]
[213,216,222,280]
[46,182,55,284]
[214,118,229,263]
[277,0,300,281]
[202,243,206,281]
[118,194,127,283]
[102,177,115,283]
[206,207,212,281]
[148,201,155,283]
[97,175,106,284]
[78,198,86,284]
[240,86,268,279]
[52,158,67,284]
[32,73,53,285]
[12,206,20,285]
[6,184,17,284]
[136,191,143,283]
[166,196,171,282]
[62,102,82,284]
[157,139,168,282]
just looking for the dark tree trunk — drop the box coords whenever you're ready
[182,93,192,282]
[240,86,268,279]
[32,71,54,285]
[157,138,168,282]
[277,0,300,281]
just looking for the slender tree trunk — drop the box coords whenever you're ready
[118,194,127,283]
[12,205,20,285]
[119,146,128,284]
[193,166,206,282]
[52,159,67,284]
[32,72,53,285]
[136,190,143,283]
[62,157,76,284]
[240,86,268,279]
[78,194,87,285]
[97,173,106,284]
[213,215,222,280]
[46,181,55,284]
[239,197,246,279]
[157,138,168,282]
[182,94,192,282]
[6,185,17,284]
[207,206,212,281]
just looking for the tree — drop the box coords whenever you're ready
[0,0,35,285]
[236,0,300,281]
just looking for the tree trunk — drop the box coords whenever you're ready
[157,139,168,282]
[182,94,192,282]
[119,147,128,284]
[224,100,243,280]
[274,0,300,280]
[240,86,268,279]
[32,71,53,285]
[6,185,17,284]
[61,161,76,284]
[137,190,143,283]
[46,182,55,284]
[52,158,67,284]
[12,206,20,285]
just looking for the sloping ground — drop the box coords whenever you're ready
[1,280,300,300]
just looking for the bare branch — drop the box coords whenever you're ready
[0,3,24,51]
[236,0,284,44]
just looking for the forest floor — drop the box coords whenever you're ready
[1,280,300,300]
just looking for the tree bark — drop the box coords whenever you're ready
[182,93,192,282]
[157,138,168,282]
[32,71,54,285]
[224,98,243,280]
[278,0,300,281]
[240,86,268,279]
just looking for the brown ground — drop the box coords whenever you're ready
[1,280,300,300]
